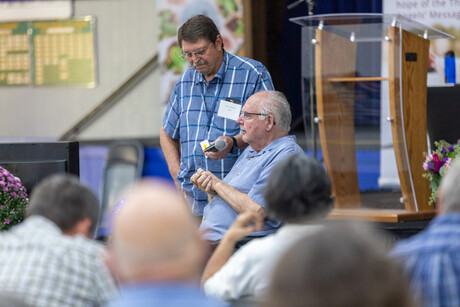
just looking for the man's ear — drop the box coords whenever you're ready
[436,188,444,215]
[265,115,275,131]
[215,35,223,50]
[64,217,93,238]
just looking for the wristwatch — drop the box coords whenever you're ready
[230,136,238,153]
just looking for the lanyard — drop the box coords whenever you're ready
[200,77,223,130]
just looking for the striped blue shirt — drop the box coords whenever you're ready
[391,213,460,307]
[162,51,274,216]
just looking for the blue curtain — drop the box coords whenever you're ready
[279,0,383,130]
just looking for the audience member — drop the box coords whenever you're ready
[106,179,225,307]
[263,221,414,307]
[392,158,460,306]
[201,153,332,303]
[0,174,117,307]
[192,90,303,245]
[160,14,274,218]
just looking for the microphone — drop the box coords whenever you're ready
[204,139,226,152]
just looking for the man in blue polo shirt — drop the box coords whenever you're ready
[160,15,274,218]
[191,91,303,243]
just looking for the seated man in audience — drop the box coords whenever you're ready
[191,90,303,245]
[201,154,333,304]
[263,221,415,307]
[106,179,225,307]
[0,174,117,307]
[392,159,460,306]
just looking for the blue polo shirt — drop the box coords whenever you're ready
[200,135,304,241]
[162,51,274,216]
[107,283,226,307]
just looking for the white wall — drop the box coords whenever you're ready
[0,0,162,140]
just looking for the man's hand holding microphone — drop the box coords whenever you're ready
[204,136,235,160]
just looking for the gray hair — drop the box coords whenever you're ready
[439,158,460,214]
[265,154,333,223]
[26,174,100,234]
[258,91,291,132]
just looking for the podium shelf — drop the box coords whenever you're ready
[327,77,389,82]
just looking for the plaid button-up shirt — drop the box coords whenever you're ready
[392,213,460,307]
[0,216,117,307]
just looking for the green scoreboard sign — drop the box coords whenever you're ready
[0,21,30,86]
[0,17,96,87]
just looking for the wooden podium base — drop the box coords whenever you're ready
[328,208,436,223]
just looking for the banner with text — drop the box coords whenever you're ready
[384,0,460,85]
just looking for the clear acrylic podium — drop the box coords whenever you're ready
[291,14,453,222]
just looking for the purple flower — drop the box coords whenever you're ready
[443,157,449,162]
[9,211,14,214]
[441,148,446,153]
[4,219,10,224]
[449,145,454,151]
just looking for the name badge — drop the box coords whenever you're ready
[217,99,242,121]
[200,140,210,152]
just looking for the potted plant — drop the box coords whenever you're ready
[0,166,28,230]
[423,140,460,206]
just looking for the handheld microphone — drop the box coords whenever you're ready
[204,139,226,152]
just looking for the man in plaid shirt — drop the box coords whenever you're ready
[161,15,274,218]
[392,159,460,307]
[0,174,117,306]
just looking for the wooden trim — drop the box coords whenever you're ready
[327,77,389,82]
[242,0,252,58]
[388,26,430,212]
[328,208,436,223]
[315,29,361,209]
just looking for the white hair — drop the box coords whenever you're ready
[258,91,292,132]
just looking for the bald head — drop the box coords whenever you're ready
[110,179,205,282]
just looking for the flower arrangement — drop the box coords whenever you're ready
[423,140,460,206]
[0,166,28,230]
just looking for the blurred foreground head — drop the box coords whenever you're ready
[110,179,206,283]
[265,153,333,223]
[438,158,460,214]
[262,221,414,307]
[26,173,99,237]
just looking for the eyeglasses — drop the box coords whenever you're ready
[240,111,268,120]
[180,42,212,59]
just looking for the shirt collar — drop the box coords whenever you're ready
[20,215,62,234]
[247,135,297,157]
[195,50,228,84]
